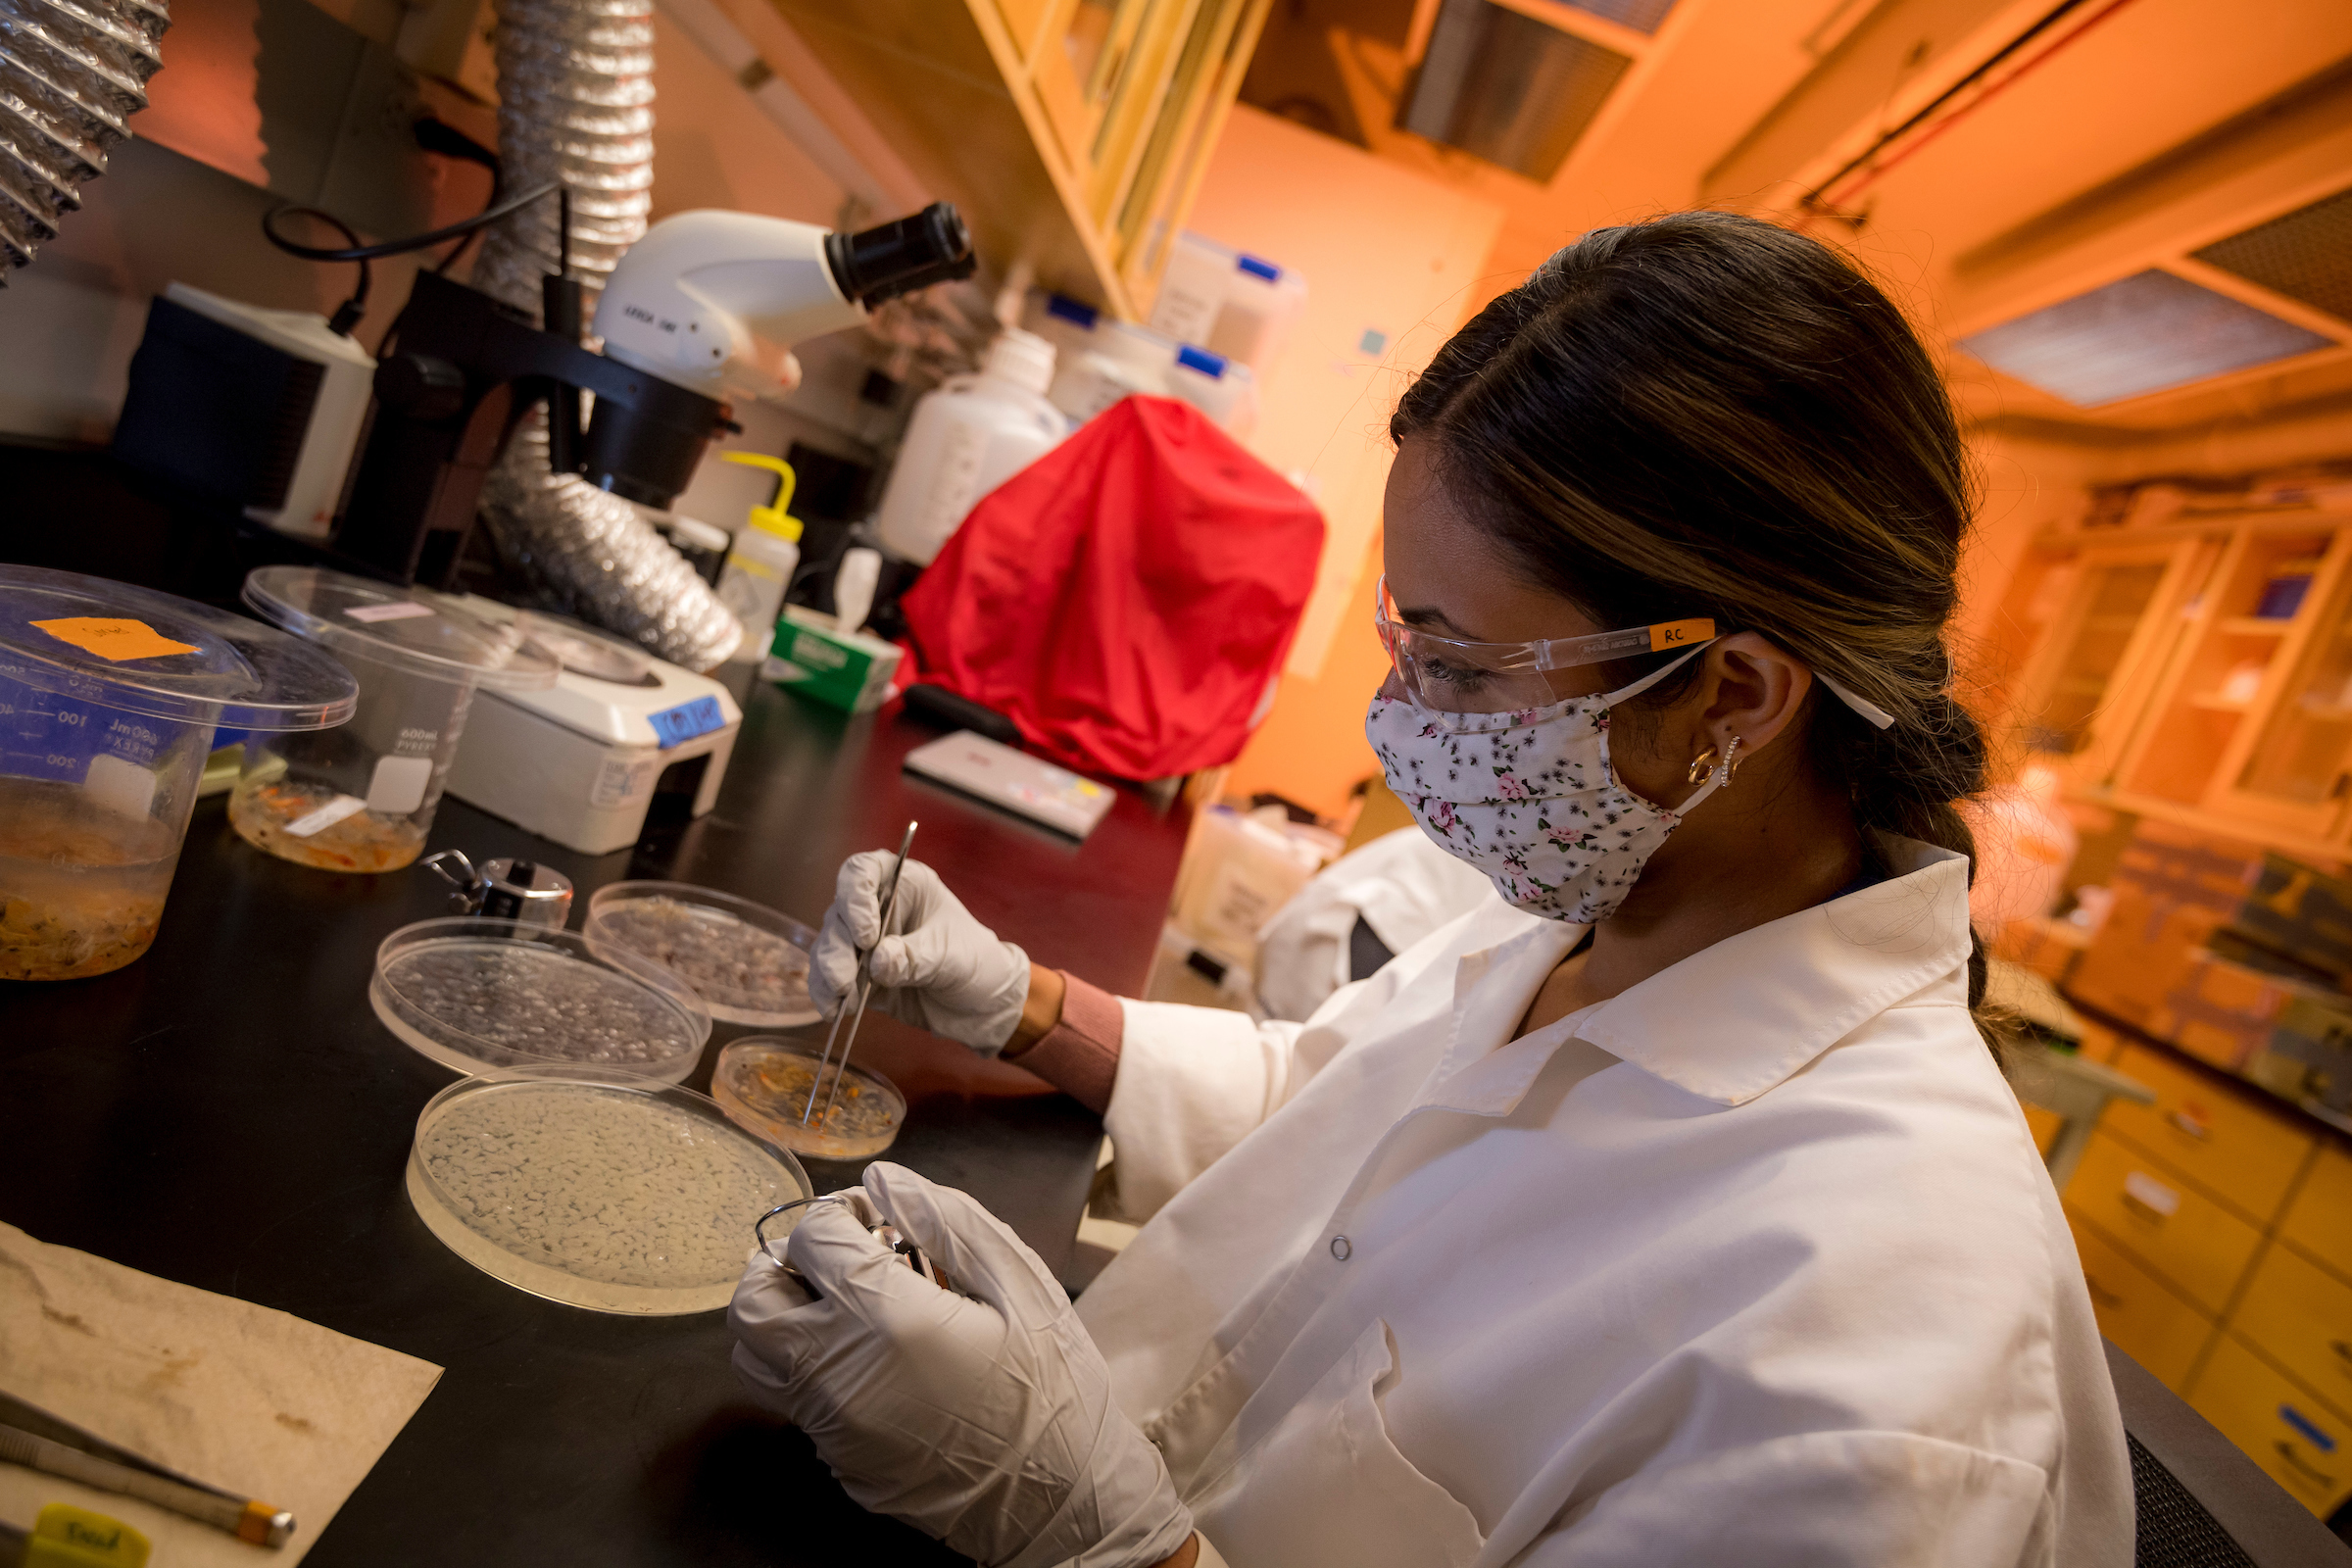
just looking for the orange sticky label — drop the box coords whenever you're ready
[1647,617,1715,653]
[31,617,200,662]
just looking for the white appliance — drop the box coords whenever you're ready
[443,598,743,855]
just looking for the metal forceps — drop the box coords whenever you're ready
[755,1196,956,1293]
[805,819,917,1128]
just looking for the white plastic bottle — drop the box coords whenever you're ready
[713,453,803,662]
[875,328,1066,566]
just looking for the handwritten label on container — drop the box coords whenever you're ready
[344,603,437,623]
[31,617,199,661]
[649,695,724,749]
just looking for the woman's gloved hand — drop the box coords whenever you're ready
[809,853,1032,1054]
[728,1163,1196,1568]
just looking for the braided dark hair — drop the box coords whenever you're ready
[1390,211,2006,1054]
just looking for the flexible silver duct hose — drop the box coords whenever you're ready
[471,0,744,668]
[0,0,167,275]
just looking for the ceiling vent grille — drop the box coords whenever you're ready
[1959,269,2334,407]
[1399,0,1632,181]
[2192,186,2352,325]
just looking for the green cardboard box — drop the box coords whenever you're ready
[762,606,904,713]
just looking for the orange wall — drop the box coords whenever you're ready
[1184,107,1504,818]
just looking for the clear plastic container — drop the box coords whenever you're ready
[583,881,819,1028]
[370,917,712,1082]
[1165,345,1259,440]
[230,568,557,872]
[0,566,357,980]
[711,1036,906,1161]
[1149,232,1307,373]
[405,1067,812,1314]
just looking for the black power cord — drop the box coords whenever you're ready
[263,118,564,337]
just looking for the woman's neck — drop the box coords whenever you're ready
[1516,761,1864,1039]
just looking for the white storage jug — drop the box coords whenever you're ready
[874,329,1067,566]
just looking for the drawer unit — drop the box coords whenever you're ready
[2189,1334,2352,1518]
[2077,1021,2126,1065]
[2071,1218,2217,1390]
[2102,1044,2314,1223]
[2235,1242,2352,1421]
[2067,1131,2264,1314]
[2281,1145,2352,1276]
[2026,1102,2063,1157]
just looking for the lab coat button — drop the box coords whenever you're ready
[1330,1235,1352,1260]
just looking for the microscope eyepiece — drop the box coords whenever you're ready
[824,202,976,308]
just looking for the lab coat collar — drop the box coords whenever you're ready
[1445,836,1973,1111]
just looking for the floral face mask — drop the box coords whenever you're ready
[1364,647,1716,925]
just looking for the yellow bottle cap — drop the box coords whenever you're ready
[721,453,803,544]
[27,1504,150,1568]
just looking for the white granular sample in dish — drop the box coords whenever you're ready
[594,897,811,1017]
[384,940,695,1066]
[416,1084,789,1291]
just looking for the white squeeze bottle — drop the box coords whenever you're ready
[875,328,1066,566]
[714,452,803,662]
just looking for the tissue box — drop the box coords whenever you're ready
[761,607,904,713]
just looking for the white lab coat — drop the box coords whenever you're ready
[1078,836,2132,1567]
[1252,826,1495,1022]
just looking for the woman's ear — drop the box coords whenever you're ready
[1698,633,1813,760]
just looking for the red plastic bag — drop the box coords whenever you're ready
[901,397,1324,780]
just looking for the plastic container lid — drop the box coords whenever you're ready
[584,882,820,1027]
[370,917,712,1083]
[242,566,559,690]
[406,1067,811,1313]
[712,1037,906,1161]
[983,328,1056,396]
[0,565,359,730]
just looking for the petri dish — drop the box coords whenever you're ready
[0,566,357,980]
[405,1068,812,1314]
[711,1037,906,1161]
[583,882,819,1028]
[371,917,711,1083]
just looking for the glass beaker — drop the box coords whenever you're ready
[0,566,358,979]
[230,568,556,873]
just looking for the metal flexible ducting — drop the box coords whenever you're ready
[470,0,743,669]
[0,0,167,275]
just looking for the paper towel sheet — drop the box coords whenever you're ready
[0,1222,442,1564]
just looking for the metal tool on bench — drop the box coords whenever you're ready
[0,1393,294,1548]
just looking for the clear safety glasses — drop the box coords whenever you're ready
[1373,575,1715,731]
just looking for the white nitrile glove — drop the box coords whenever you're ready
[809,852,1032,1054]
[727,1163,1196,1568]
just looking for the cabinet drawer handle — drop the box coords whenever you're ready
[2332,1340,2352,1372]
[2167,1109,2210,1140]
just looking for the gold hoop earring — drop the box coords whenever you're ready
[1714,734,1744,789]
[1687,746,1720,786]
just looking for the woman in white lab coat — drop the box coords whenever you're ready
[728,212,2132,1568]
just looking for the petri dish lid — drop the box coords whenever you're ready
[0,564,359,730]
[242,566,559,691]
[583,882,819,1027]
[509,610,661,688]
[407,1067,812,1314]
[370,918,711,1083]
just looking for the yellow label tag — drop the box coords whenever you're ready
[31,617,200,662]
[1647,617,1715,653]
[29,1503,151,1568]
